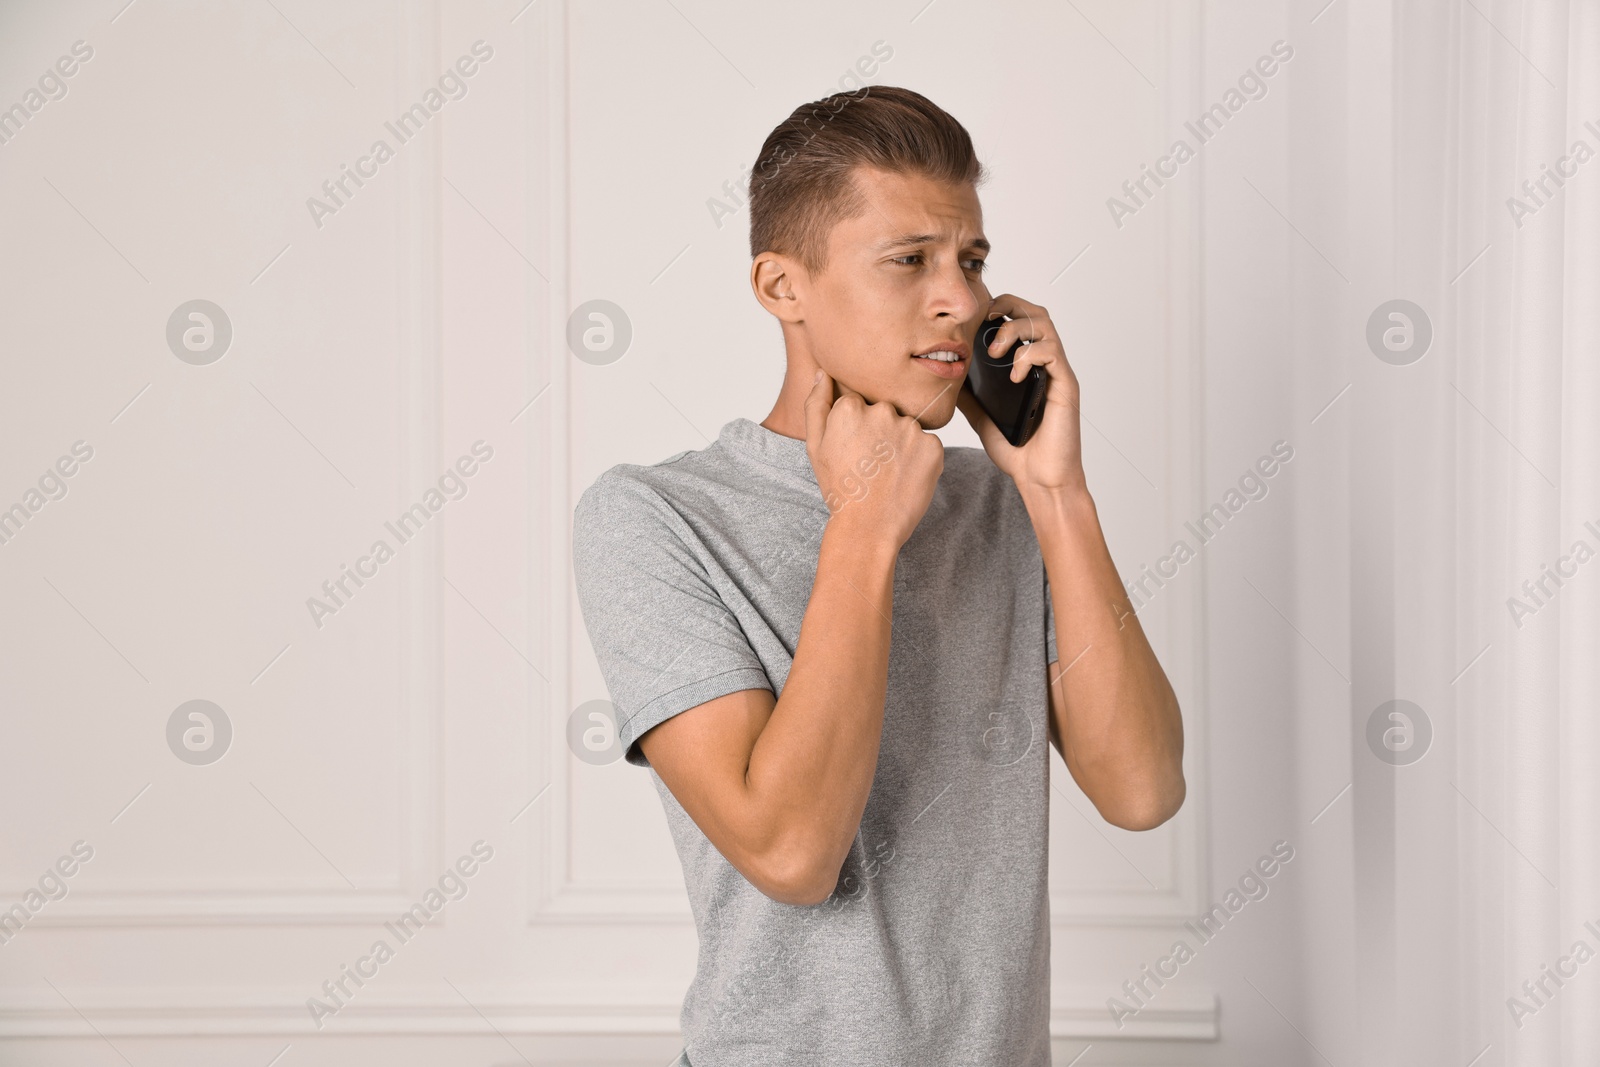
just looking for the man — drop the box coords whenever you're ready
[572,85,1184,1067]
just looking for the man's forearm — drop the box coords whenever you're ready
[743,517,898,899]
[1022,485,1185,829]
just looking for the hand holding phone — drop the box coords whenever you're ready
[964,315,1049,447]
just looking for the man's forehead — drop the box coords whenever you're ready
[843,178,986,250]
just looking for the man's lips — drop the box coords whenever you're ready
[911,340,972,360]
[910,345,969,380]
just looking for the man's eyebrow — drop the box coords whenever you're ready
[873,233,991,253]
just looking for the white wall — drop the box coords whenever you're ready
[8,1,1590,1064]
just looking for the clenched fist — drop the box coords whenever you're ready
[804,369,944,551]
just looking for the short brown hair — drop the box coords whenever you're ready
[748,85,987,277]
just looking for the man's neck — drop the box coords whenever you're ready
[759,359,817,441]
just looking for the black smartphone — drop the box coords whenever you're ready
[964,315,1048,447]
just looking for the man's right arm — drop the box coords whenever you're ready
[639,520,898,906]
[638,371,943,907]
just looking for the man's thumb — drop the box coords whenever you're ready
[804,368,833,448]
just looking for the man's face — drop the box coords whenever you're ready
[797,166,990,428]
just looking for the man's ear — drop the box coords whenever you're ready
[751,252,805,325]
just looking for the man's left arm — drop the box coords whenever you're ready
[1031,487,1184,829]
[955,294,1185,831]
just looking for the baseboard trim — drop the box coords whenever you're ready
[0,985,1216,1039]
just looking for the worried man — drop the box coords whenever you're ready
[573,84,1184,1067]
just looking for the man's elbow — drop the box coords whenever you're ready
[765,876,835,908]
[1104,774,1186,831]
[751,841,838,907]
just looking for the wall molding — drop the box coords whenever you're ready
[11,889,427,926]
[524,0,573,927]
[0,984,1216,1040]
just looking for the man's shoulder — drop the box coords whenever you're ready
[573,462,691,557]
[575,459,678,521]
[570,462,701,607]
[573,439,748,558]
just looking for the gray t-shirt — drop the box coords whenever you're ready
[572,416,1057,1067]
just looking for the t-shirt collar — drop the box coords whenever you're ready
[718,417,815,478]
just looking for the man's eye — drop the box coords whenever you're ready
[891,254,988,273]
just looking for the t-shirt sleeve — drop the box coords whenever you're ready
[571,471,773,768]
[1044,571,1059,666]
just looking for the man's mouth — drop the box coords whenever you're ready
[911,342,971,380]
[910,340,971,361]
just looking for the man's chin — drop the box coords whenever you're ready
[891,387,962,429]
[913,403,958,430]
[840,376,963,428]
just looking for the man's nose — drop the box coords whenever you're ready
[932,265,982,321]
